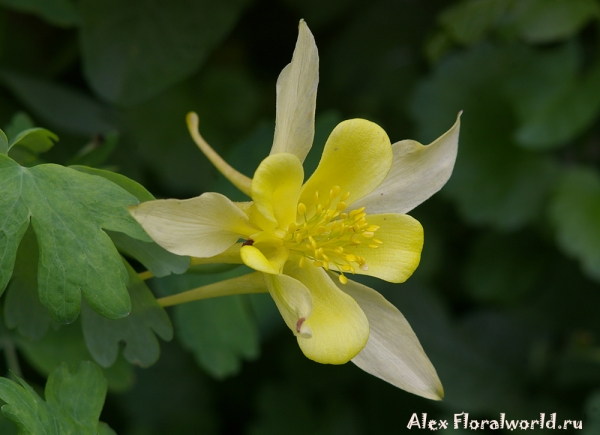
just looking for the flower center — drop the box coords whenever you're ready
[283,185,382,284]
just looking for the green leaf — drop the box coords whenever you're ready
[584,390,600,435]
[3,112,34,144]
[0,413,17,435]
[0,361,109,435]
[513,0,600,43]
[0,72,116,136]
[7,127,57,154]
[70,165,155,202]
[411,43,559,230]
[108,231,190,278]
[155,268,260,378]
[176,295,259,378]
[507,42,600,149]
[98,422,117,435]
[438,0,510,45]
[80,0,249,106]
[15,320,134,393]
[0,129,7,155]
[0,154,151,323]
[81,261,173,368]
[0,0,81,27]
[464,231,546,304]
[3,226,54,340]
[550,167,600,283]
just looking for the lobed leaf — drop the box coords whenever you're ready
[81,261,173,368]
[0,362,111,435]
[0,154,151,323]
[3,226,54,340]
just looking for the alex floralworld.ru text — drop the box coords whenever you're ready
[407,413,583,431]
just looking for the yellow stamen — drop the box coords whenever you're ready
[283,186,382,277]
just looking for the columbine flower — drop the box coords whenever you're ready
[129,20,460,400]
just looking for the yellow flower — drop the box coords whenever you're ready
[129,20,460,400]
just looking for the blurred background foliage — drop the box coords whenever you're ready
[1,0,600,433]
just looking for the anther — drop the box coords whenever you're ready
[299,257,306,268]
[338,274,348,284]
[297,203,307,215]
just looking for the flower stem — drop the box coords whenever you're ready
[157,272,267,307]
[138,270,154,281]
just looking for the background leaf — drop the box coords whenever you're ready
[79,0,250,105]
[0,361,110,435]
[154,267,260,379]
[81,261,173,368]
[550,167,600,283]
[0,0,80,27]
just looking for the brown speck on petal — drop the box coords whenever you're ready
[296,317,306,333]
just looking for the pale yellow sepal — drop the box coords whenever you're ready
[270,20,319,163]
[264,273,314,338]
[351,213,423,283]
[338,278,444,400]
[129,192,256,258]
[251,153,304,228]
[186,112,252,196]
[353,113,461,214]
[286,265,369,365]
[241,243,289,274]
[158,272,268,307]
[299,119,393,211]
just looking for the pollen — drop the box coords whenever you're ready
[284,186,382,283]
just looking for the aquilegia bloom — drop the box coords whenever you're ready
[130,20,460,400]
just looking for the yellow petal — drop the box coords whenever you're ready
[241,243,289,274]
[299,119,393,212]
[338,277,444,400]
[129,192,257,257]
[353,113,461,214]
[251,153,303,228]
[286,264,369,364]
[270,20,319,163]
[351,213,423,283]
[264,273,314,338]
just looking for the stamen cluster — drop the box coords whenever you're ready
[284,185,382,283]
